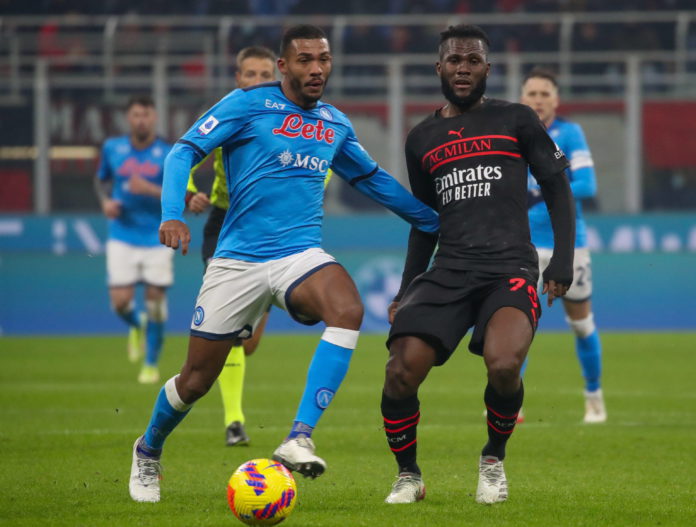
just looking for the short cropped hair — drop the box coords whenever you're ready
[439,24,491,56]
[523,67,559,88]
[126,94,155,110]
[236,46,276,69]
[280,24,328,56]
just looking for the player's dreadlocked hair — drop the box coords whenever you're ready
[439,24,491,57]
[523,67,559,88]
[280,25,328,57]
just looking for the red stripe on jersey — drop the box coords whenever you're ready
[429,150,522,172]
[420,135,518,161]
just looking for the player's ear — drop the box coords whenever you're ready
[277,57,287,75]
[435,61,441,76]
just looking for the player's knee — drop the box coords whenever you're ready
[329,301,363,329]
[384,355,418,398]
[567,313,595,338]
[487,354,524,390]
[146,298,168,323]
[178,374,213,404]
[112,298,134,316]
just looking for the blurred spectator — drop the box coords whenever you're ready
[521,21,559,52]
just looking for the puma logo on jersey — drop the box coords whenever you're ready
[448,127,465,139]
[272,113,335,144]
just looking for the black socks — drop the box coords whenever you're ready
[482,381,524,461]
[381,391,421,475]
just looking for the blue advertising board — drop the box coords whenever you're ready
[1,213,694,335]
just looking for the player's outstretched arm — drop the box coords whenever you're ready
[352,167,439,234]
[538,171,576,306]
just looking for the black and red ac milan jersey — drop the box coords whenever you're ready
[405,98,569,273]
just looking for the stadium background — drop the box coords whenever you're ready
[1,0,695,335]
[2,3,696,527]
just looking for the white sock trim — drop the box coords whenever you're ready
[322,327,360,349]
[113,299,135,315]
[164,375,192,412]
[146,298,168,322]
[566,313,596,339]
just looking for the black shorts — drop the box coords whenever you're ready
[387,267,541,365]
[202,205,227,267]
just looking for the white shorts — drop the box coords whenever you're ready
[106,239,174,288]
[537,246,592,302]
[190,247,338,339]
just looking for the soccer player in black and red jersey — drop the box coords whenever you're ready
[381,25,575,505]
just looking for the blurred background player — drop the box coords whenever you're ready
[522,67,606,423]
[185,46,278,447]
[129,24,438,504]
[95,94,173,384]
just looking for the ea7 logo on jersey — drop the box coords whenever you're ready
[278,149,330,172]
[265,99,286,110]
[272,114,335,144]
[198,115,219,135]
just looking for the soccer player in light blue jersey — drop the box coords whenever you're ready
[95,95,173,385]
[129,25,439,503]
[522,68,606,423]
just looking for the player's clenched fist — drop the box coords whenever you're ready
[187,192,211,213]
[159,219,191,255]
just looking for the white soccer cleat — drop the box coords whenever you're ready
[476,455,508,504]
[129,437,162,503]
[272,437,327,479]
[128,313,146,363]
[584,389,607,423]
[385,473,426,504]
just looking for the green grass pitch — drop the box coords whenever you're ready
[1,333,695,526]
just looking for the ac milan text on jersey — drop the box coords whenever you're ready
[405,98,569,273]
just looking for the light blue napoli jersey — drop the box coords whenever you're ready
[528,117,596,248]
[97,136,171,246]
[162,81,438,262]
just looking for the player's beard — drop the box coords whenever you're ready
[440,75,487,111]
[134,130,151,143]
[288,75,325,107]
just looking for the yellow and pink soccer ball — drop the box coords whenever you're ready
[227,458,298,525]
